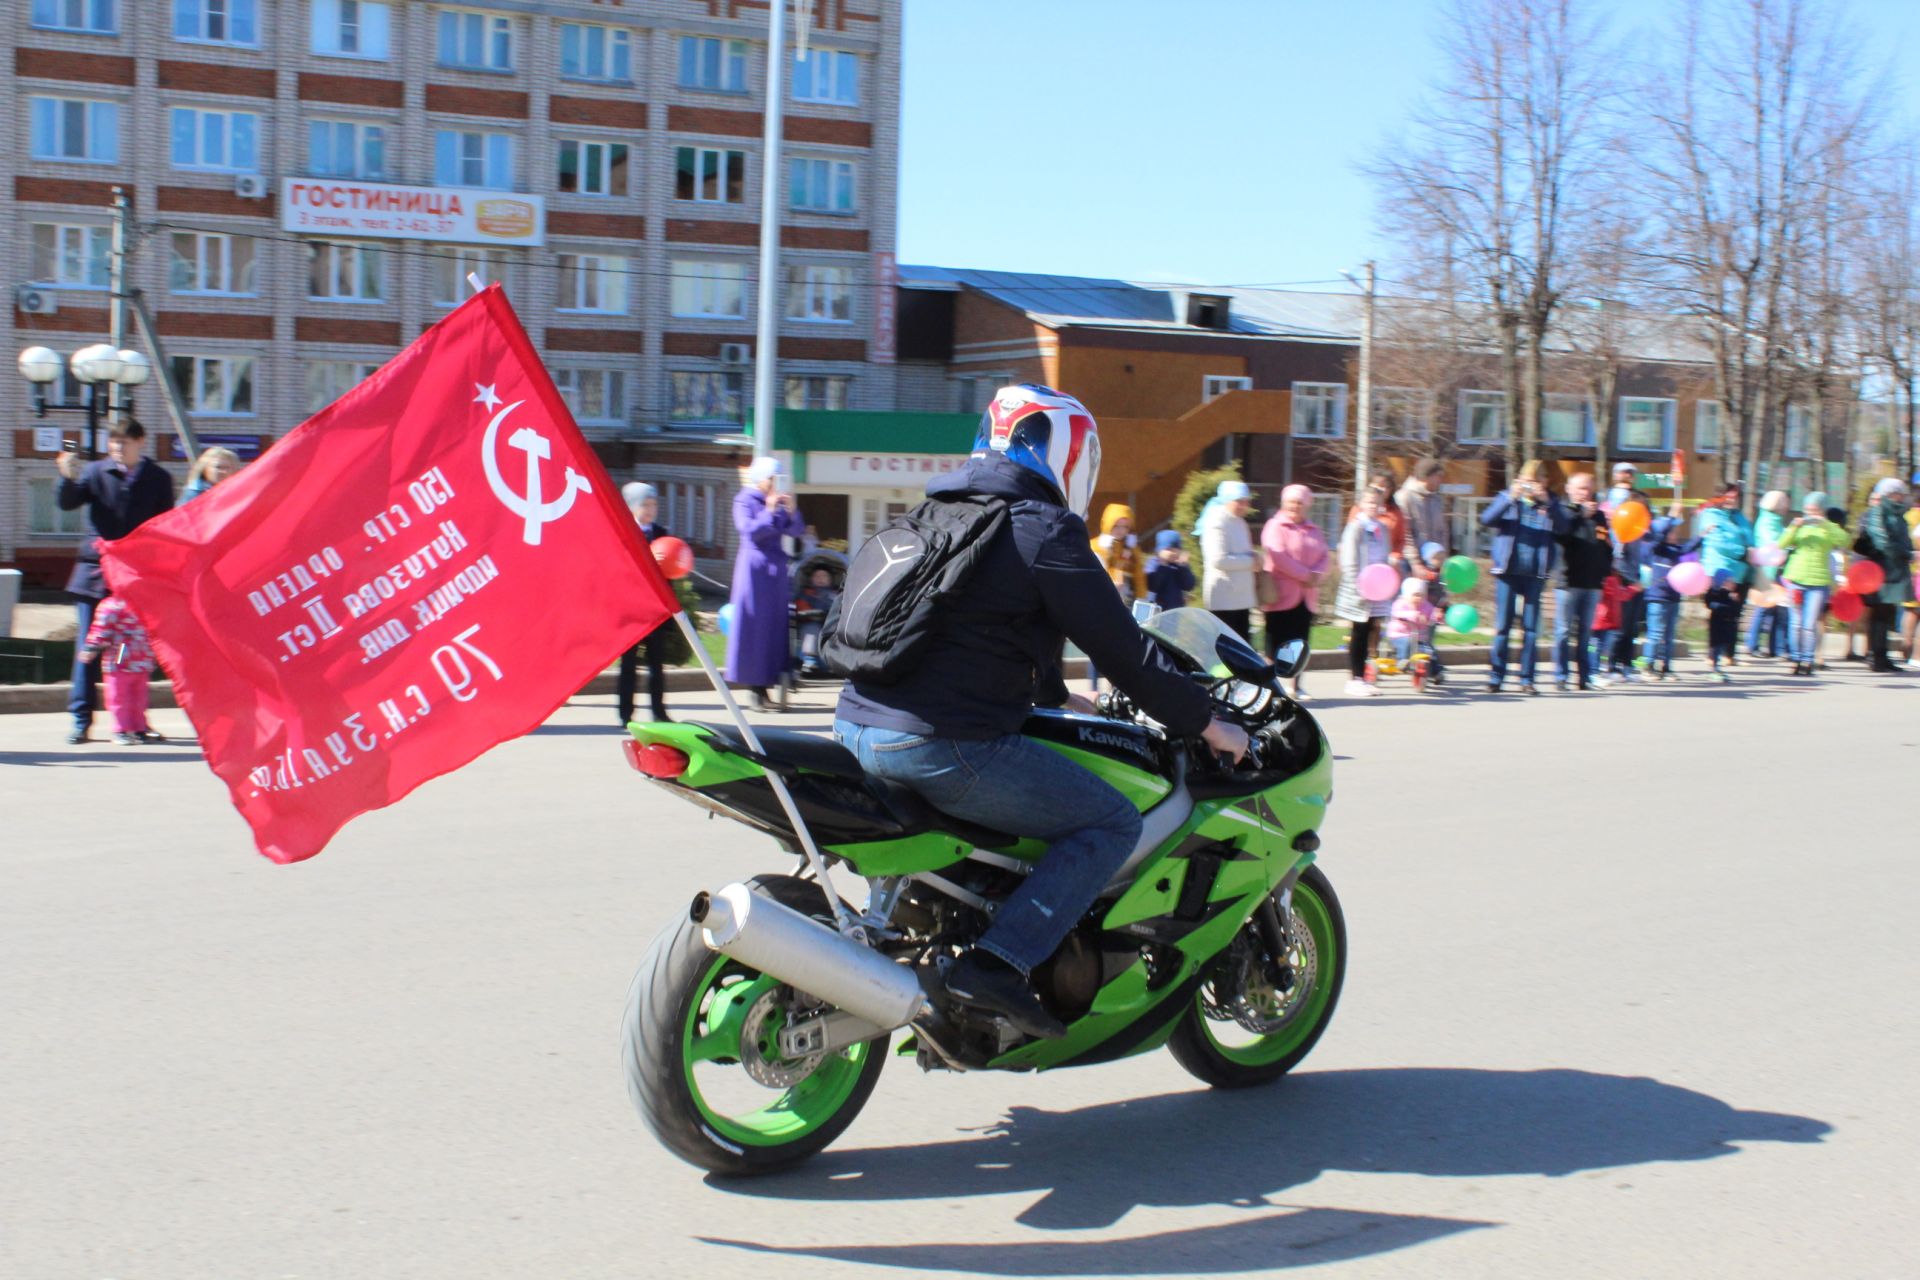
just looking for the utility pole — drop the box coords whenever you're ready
[107,187,130,436]
[750,0,791,461]
[1354,260,1376,500]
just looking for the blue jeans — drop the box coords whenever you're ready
[1643,600,1677,670]
[1788,584,1830,664]
[1491,575,1545,686]
[68,596,102,730]
[1553,587,1600,683]
[1746,603,1788,656]
[833,719,1143,974]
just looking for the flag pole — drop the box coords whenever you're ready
[673,610,862,939]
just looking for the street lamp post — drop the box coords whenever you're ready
[17,344,152,458]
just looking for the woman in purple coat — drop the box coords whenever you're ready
[727,456,803,709]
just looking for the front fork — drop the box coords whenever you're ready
[1253,875,1300,993]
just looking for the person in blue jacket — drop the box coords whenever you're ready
[1479,461,1564,694]
[1693,482,1753,659]
[1642,511,1702,679]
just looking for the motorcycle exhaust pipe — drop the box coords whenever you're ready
[691,883,928,1031]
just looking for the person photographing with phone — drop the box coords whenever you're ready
[1480,460,1564,694]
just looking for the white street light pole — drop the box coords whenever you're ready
[750,0,790,461]
[1355,260,1376,500]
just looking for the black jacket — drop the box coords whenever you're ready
[836,456,1212,741]
[1554,505,1614,590]
[57,457,175,599]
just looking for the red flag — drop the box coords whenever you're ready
[101,286,678,863]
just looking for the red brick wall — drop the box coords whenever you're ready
[663,332,751,357]
[665,218,757,246]
[667,105,760,137]
[784,337,867,362]
[550,97,648,129]
[295,317,401,345]
[424,84,530,118]
[297,72,405,108]
[157,60,276,97]
[13,306,110,334]
[548,212,647,240]
[14,48,134,85]
[157,186,274,217]
[15,177,120,207]
[783,225,868,251]
[786,117,871,147]
[547,327,646,353]
[156,312,274,340]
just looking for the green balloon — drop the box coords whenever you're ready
[1442,555,1480,594]
[1445,603,1480,634]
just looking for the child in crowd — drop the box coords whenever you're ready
[1334,486,1396,698]
[80,594,161,745]
[1643,513,1702,680]
[1146,529,1196,612]
[793,567,839,677]
[1591,568,1636,684]
[1388,578,1440,676]
[1705,569,1741,683]
[1420,543,1450,686]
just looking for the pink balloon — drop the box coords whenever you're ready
[1358,562,1401,603]
[1749,545,1787,567]
[1669,561,1710,597]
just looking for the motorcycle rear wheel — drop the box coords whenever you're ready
[1168,865,1346,1088]
[622,874,890,1174]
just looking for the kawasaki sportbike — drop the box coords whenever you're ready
[619,608,1344,1174]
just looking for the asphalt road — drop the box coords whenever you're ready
[4,659,1916,1279]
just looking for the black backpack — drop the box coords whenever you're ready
[819,494,1010,682]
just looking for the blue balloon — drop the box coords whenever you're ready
[716,603,735,636]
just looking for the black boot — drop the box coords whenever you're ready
[943,950,1066,1040]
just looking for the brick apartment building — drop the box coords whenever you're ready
[3,0,900,587]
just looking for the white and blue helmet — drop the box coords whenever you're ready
[974,384,1102,519]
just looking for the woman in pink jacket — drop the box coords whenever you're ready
[1260,483,1330,700]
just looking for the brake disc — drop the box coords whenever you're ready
[1214,914,1318,1035]
[738,992,825,1088]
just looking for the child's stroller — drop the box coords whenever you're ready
[788,547,848,684]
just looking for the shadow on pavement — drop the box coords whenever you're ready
[700,1068,1828,1272]
[0,748,204,767]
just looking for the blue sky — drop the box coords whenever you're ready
[898,0,1920,288]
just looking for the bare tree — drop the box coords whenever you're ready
[1857,147,1920,480]
[1368,0,1610,472]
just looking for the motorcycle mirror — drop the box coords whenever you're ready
[1268,639,1306,680]
[1212,630,1282,685]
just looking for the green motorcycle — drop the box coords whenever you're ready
[620,608,1344,1174]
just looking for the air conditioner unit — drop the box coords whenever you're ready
[718,342,751,365]
[15,286,58,315]
[233,174,269,199]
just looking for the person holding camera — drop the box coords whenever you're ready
[55,420,174,745]
[1479,460,1564,694]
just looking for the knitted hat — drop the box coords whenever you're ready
[1154,529,1182,552]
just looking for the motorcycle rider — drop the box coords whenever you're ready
[832,384,1250,1039]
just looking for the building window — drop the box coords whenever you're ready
[678,36,747,92]
[29,98,118,164]
[553,368,627,425]
[1541,392,1594,445]
[669,371,744,424]
[1458,389,1507,443]
[1618,396,1676,452]
[785,264,853,323]
[309,120,387,179]
[170,107,259,173]
[305,359,381,413]
[789,157,856,213]
[1696,400,1722,454]
[953,373,1010,414]
[560,22,630,81]
[311,0,389,58]
[670,259,748,319]
[557,139,629,197]
[174,0,257,46]
[428,246,509,306]
[1291,382,1347,439]
[1371,386,1431,439]
[784,375,850,411]
[1783,404,1812,459]
[28,477,91,536]
[1203,375,1252,401]
[169,231,256,295]
[30,224,110,289]
[793,47,858,105]
[434,130,513,189]
[307,241,385,302]
[675,147,746,204]
[438,9,512,72]
[32,0,116,34]
[170,355,255,416]
[556,253,627,313]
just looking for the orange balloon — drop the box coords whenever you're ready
[650,535,693,580]
[1610,502,1650,544]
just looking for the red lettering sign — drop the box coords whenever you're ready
[101,287,677,863]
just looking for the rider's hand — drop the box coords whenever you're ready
[1201,718,1250,764]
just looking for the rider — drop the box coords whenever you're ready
[832,384,1250,1039]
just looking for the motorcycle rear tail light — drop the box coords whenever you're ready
[624,740,690,779]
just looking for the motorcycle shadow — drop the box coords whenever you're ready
[698,1067,1827,1273]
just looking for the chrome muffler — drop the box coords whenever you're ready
[691,883,929,1031]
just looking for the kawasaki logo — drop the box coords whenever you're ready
[1077,725,1155,764]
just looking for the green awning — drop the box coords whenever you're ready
[748,408,978,456]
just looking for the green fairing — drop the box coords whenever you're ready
[1038,743,1172,810]
[628,722,762,787]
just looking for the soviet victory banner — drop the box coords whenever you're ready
[101,285,679,863]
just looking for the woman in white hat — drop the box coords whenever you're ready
[727,456,803,709]
[1200,479,1259,641]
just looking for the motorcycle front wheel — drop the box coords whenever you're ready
[1168,865,1346,1088]
[622,874,890,1175]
